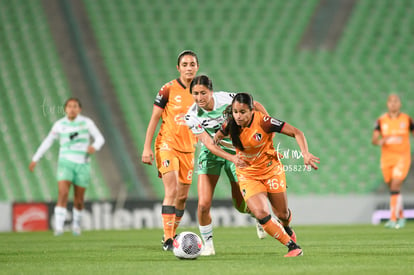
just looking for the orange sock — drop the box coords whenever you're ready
[398,194,404,219]
[390,192,399,221]
[261,216,290,245]
[162,205,175,240]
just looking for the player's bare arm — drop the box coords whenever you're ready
[253,101,269,116]
[281,122,320,170]
[87,146,96,154]
[213,129,226,145]
[29,161,36,172]
[371,130,393,146]
[142,107,163,165]
[197,131,248,168]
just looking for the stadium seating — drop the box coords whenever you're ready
[2,0,413,201]
[0,0,110,202]
[83,0,413,197]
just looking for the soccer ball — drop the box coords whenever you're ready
[173,231,202,259]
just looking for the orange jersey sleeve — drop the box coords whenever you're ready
[154,79,196,153]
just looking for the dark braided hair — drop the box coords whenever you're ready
[226,93,254,151]
[190,75,213,94]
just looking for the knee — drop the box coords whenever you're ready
[277,209,291,222]
[176,192,188,204]
[390,181,402,191]
[252,209,270,220]
[198,202,211,215]
[164,187,177,201]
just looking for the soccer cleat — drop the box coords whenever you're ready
[161,234,177,244]
[200,243,216,256]
[256,221,267,239]
[284,241,303,257]
[284,248,303,257]
[54,230,64,236]
[162,238,174,251]
[72,227,81,236]
[384,220,397,229]
[396,218,406,229]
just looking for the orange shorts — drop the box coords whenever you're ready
[381,155,411,183]
[155,146,194,184]
[237,170,286,201]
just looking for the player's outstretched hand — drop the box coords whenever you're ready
[87,146,96,154]
[303,152,320,170]
[29,161,37,172]
[232,155,249,168]
[142,148,154,165]
[213,131,225,145]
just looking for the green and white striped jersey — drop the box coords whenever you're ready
[32,114,104,164]
[185,91,235,152]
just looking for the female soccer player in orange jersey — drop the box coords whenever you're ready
[372,94,414,229]
[141,50,199,251]
[185,75,273,256]
[213,93,319,257]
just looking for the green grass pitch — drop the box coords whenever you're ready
[1,223,412,274]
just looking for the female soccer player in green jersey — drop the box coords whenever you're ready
[29,98,104,236]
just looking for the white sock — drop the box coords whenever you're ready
[72,208,82,230]
[54,206,67,232]
[199,223,214,245]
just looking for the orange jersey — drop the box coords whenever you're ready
[233,111,285,180]
[154,79,196,153]
[375,113,414,160]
